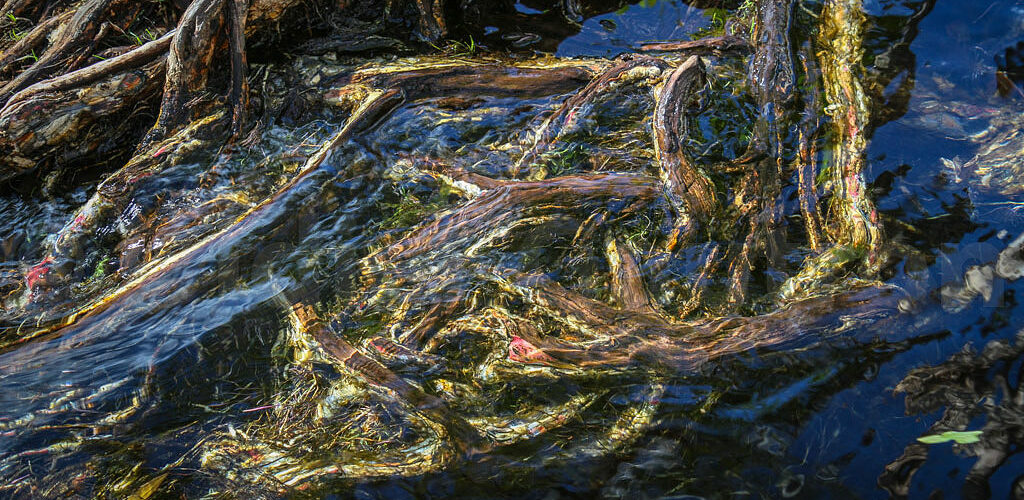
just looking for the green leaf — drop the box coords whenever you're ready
[916,430,983,445]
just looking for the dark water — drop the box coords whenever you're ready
[2,0,1024,498]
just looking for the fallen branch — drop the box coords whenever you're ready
[640,35,752,56]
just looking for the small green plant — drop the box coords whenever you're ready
[378,186,449,230]
[16,49,37,63]
[539,143,587,177]
[698,8,729,38]
[90,256,111,281]
[624,213,658,250]
[738,0,757,31]
[430,36,477,57]
[917,430,983,445]
[127,28,159,45]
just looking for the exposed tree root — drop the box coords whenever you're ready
[0,10,75,79]
[780,0,886,300]
[0,33,175,180]
[0,0,132,104]
[227,0,250,138]
[794,42,825,252]
[1,88,404,346]
[816,0,883,262]
[145,0,227,144]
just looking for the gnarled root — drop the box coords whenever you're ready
[782,0,885,301]
[0,32,174,181]
[0,0,133,104]
[652,55,716,249]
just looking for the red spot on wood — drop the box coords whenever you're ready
[509,335,557,365]
[129,172,153,183]
[120,73,142,91]
[26,256,55,290]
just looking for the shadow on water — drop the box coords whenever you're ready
[1,0,1024,498]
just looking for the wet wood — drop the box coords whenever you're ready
[605,237,659,315]
[795,43,825,251]
[327,63,594,103]
[817,0,884,270]
[1,89,404,345]
[745,0,795,156]
[494,270,900,371]
[0,32,174,180]
[515,55,670,175]
[640,35,752,56]
[0,59,168,183]
[652,56,716,239]
[146,0,227,143]
[369,173,660,267]
[386,0,447,42]
[289,302,486,452]
[227,0,250,137]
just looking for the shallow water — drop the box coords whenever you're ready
[2,0,1024,498]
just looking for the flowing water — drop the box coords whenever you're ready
[1,0,1024,498]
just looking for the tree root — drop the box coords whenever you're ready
[0,0,131,104]
[0,10,74,80]
[0,32,176,180]
[652,55,716,247]
[514,55,669,177]
[778,0,887,301]
[145,0,227,144]
[794,42,825,252]
[815,0,884,268]
[227,0,249,138]
[1,88,404,346]
[326,61,594,104]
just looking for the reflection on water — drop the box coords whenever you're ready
[1,0,1024,498]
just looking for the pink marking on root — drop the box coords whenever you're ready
[509,335,557,365]
[846,175,861,198]
[25,256,55,290]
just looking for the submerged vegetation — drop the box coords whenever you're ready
[0,0,1023,498]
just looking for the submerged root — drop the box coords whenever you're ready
[515,55,669,177]
[813,0,884,268]
[652,55,717,248]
